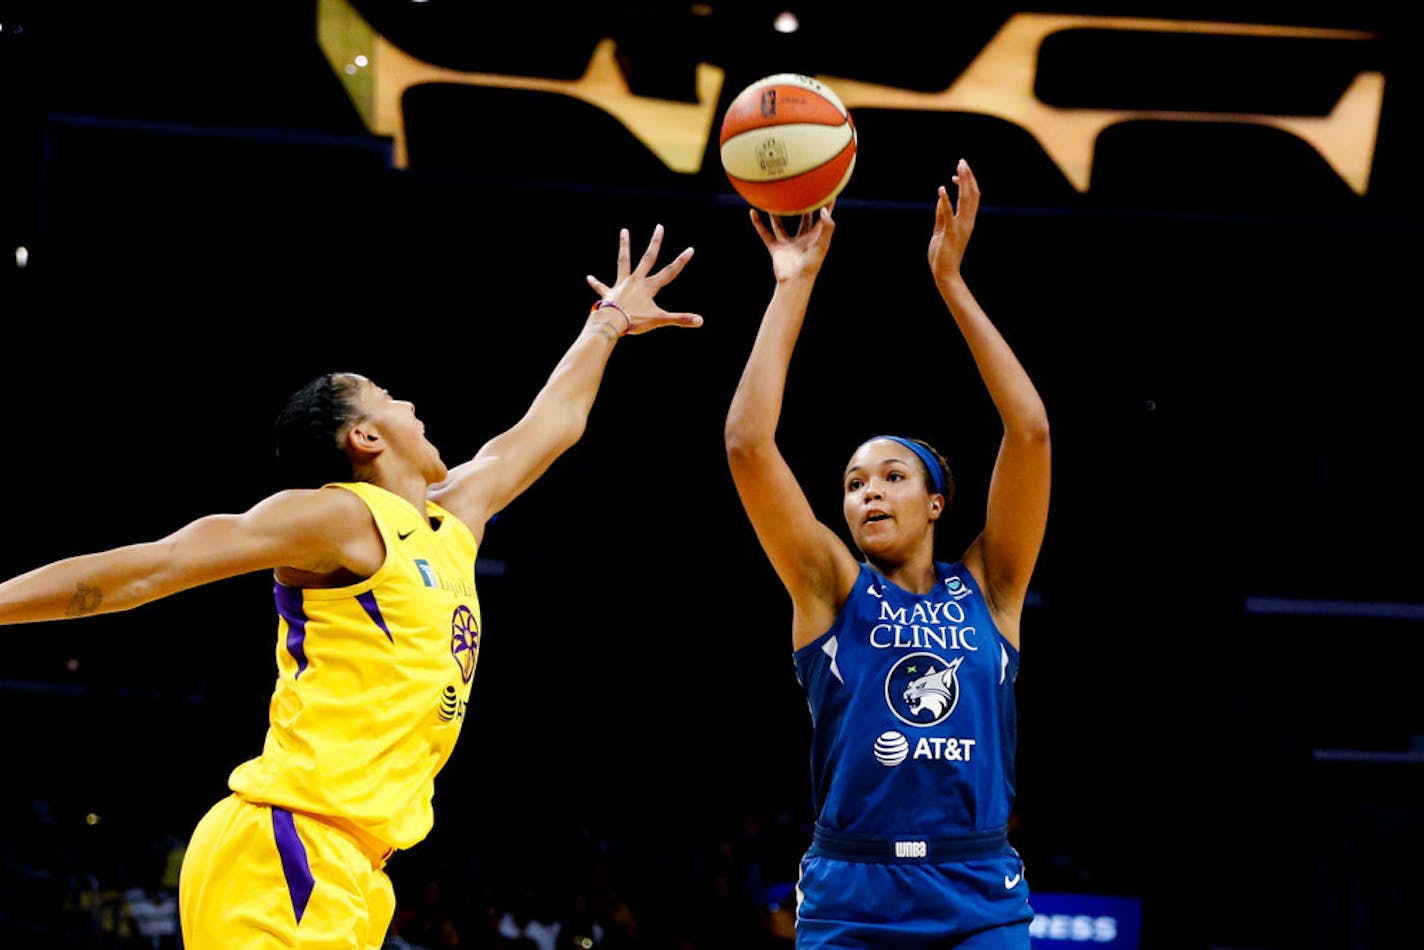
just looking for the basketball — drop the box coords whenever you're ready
[719,73,857,216]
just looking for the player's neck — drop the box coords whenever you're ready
[368,470,430,521]
[866,556,938,595]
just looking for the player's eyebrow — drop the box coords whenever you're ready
[844,457,911,478]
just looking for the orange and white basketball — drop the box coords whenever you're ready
[719,74,857,216]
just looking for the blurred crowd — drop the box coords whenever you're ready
[1,795,807,950]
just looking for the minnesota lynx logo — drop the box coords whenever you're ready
[904,661,963,718]
[886,652,965,727]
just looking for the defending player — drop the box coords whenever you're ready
[0,224,700,947]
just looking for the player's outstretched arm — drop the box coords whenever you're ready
[0,488,377,625]
[432,224,701,537]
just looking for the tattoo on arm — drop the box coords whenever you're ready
[588,318,622,343]
[65,582,102,617]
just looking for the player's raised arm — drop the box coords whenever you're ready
[931,160,1051,641]
[725,206,862,648]
[431,224,701,538]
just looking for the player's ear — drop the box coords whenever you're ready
[347,424,384,459]
[929,493,944,521]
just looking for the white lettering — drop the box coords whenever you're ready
[879,602,908,623]
[927,600,966,624]
[912,737,976,762]
[1028,913,1119,942]
[870,601,976,650]
[959,625,978,651]
[867,623,981,650]
[880,600,966,625]
[894,840,927,858]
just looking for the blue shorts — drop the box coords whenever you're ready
[795,826,1033,949]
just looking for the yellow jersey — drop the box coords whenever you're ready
[228,481,481,855]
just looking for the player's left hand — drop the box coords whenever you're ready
[586,224,703,335]
[929,158,979,283]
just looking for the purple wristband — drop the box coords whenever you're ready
[590,299,631,336]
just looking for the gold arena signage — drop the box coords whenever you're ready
[316,1,1382,195]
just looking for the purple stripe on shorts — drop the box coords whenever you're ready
[271,807,315,924]
[274,584,310,679]
[356,590,393,642]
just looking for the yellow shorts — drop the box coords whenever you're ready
[178,794,395,949]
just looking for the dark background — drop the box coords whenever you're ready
[2,1,1422,948]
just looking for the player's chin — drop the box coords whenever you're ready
[852,529,894,556]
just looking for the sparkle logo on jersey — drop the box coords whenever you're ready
[886,652,965,726]
[450,605,479,683]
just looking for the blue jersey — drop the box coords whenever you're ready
[793,562,1020,837]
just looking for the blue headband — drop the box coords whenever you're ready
[868,435,946,496]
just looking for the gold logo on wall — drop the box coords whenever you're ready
[317,2,1383,195]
